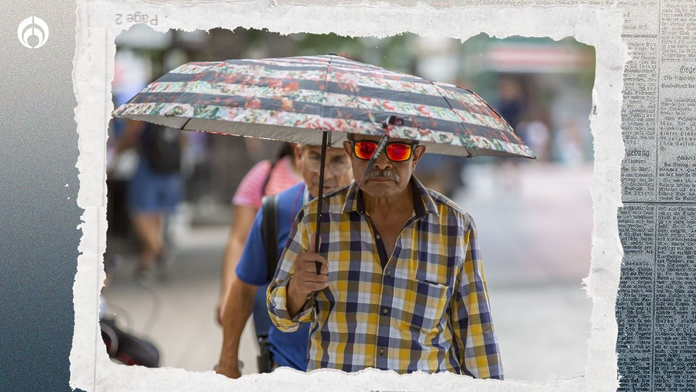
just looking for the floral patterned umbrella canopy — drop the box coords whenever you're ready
[113,54,534,159]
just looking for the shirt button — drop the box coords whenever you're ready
[376,235,381,240]
[382,308,388,314]
[379,348,385,355]
[386,270,392,277]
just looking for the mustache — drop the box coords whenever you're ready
[366,168,400,182]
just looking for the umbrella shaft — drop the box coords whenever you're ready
[314,131,329,275]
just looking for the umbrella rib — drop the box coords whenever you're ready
[180,117,192,131]
[318,55,333,135]
[429,82,473,158]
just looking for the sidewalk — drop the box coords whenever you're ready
[102,162,594,381]
[458,162,593,380]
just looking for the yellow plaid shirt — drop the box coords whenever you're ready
[267,177,503,378]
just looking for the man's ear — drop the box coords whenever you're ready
[343,141,352,157]
[294,144,303,167]
[411,145,426,168]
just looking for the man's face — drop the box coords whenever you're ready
[343,134,426,199]
[295,145,354,197]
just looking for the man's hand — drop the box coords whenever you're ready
[287,235,328,317]
[215,362,242,379]
[217,279,256,379]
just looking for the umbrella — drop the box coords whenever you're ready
[113,53,535,273]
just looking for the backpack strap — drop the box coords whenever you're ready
[260,160,278,199]
[261,193,280,282]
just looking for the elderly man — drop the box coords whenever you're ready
[267,133,503,379]
[217,144,353,378]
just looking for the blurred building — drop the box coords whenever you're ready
[455,35,596,164]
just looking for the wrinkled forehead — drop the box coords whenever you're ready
[303,145,348,157]
[349,134,414,144]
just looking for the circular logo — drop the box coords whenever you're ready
[18,16,49,49]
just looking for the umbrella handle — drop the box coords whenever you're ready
[314,131,329,275]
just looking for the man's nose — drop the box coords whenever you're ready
[319,160,333,176]
[373,150,392,170]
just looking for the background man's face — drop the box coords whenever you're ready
[295,145,353,197]
[343,134,425,199]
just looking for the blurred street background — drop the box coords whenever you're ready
[103,26,595,382]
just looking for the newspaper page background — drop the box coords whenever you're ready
[614,1,696,391]
[69,1,692,391]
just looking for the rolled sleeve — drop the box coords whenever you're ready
[266,280,314,332]
[450,218,504,380]
[266,209,315,332]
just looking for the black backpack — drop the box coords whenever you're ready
[255,191,279,374]
[259,154,288,282]
[139,123,181,174]
[261,193,280,282]
[254,147,296,372]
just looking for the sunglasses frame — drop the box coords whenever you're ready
[351,140,419,162]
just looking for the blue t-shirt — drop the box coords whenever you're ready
[236,182,310,371]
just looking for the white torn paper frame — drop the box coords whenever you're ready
[72,2,627,391]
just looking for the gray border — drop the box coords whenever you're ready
[0,1,81,391]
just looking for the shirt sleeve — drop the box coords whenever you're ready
[450,217,504,380]
[232,160,272,209]
[235,208,268,286]
[266,208,315,332]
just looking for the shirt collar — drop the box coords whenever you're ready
[341,175,439,219]
[303,184,311,204]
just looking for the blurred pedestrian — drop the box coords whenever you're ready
[216,144,353,378]
[521,119,551,162]
[555,119,585,167]
[217,143,302,325]
[413,155,448,195]
[414,155,466,199]
[494,77,526,194]
[117,120,185,284]
[268,133,503,378]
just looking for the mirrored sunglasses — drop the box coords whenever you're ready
[352,140,417,162]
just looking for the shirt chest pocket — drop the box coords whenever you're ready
[402,279,450,333]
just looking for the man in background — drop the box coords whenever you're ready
[216,144,353,378]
